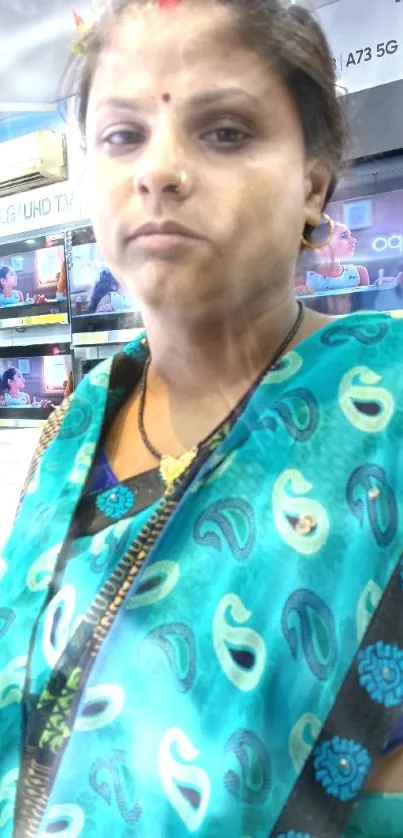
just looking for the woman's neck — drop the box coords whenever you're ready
[106,300,330,468]
[316,261,343,278]
[1,288,12,297]
[142,298,325,404]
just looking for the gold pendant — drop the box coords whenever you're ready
[160,450,197,492]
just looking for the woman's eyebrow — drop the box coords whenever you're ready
[94,88,261,112]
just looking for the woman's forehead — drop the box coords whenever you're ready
[89,2,275,105]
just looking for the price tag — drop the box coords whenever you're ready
[0,418,46,428]
[73,331,109,346]
[107,330,120,343]
[36,313,67,325]
[0,313,67,330]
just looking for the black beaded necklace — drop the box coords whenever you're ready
[138,301,305,492]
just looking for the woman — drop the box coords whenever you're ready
[0,266,24,307]
[90,269,136,313]
[304,222,369,294]
[1,367,31,406]
[2,2,403,837]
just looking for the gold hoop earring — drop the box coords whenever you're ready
[301,212,335,250]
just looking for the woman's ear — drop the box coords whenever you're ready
[304,158,333,227]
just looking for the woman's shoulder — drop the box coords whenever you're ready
[300,311,403,389]
[290,311,402,374]
[319,310,403,338]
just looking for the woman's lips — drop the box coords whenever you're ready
[127,220,207,255]
[128,219,206,241]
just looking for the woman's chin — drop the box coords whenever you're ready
[127,263,216,317]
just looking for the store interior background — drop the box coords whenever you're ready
[1,0,403,551]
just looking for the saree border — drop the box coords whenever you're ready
[271,555,403,838]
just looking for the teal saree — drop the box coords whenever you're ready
[1,312,403,837]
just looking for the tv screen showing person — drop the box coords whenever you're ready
[295,189,403,313]
[305,222,369,293]
[69,239,138,317]
[1,368,31,406]
[0,241,67,313]
[0,267,24,307]
[0,354,71,410]
[90,269,135,313]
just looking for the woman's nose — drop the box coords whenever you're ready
[134,165,191,200]
[132,126,192,202]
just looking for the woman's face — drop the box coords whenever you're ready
[319,223,356,264]
[85,1,330,320]
[10,371,24,390]
[1,270,16,292]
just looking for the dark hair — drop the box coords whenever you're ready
[90,269,119,312]
[69,0,347,186]
[1,367,19,394]
[0,266,13,289]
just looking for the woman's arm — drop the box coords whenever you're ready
[357,266,370,286]
[95,293,114,313]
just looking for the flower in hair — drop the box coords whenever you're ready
[71,2,101,56]
[71,0,183,56]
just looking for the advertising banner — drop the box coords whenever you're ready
[0,181,87,239]
[313,0,403,94]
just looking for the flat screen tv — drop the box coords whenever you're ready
[295,161,403,316]
[67,226,143,335]
[0,345,72,421]
[0,233,68,328]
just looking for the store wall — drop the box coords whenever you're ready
[347,80,403,159]
[0,429,40,553]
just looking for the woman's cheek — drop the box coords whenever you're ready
[86,153,114,199]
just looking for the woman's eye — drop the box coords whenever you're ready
[101,128,145,151]
[201,125,251,147]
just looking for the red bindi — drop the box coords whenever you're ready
[158,0,182,8]
[162,93,172,103]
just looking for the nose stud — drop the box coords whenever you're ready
[164,171,189,193]
[134,169,189,195]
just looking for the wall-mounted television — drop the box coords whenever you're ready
[67,226,143,338]
[0,345,72,422]
[296,158,403,316]
[0,233,68,329]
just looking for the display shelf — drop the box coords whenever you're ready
[0,324,71,348]
[0,312,68,329]
[72,327,143,347]
[0,417,46,429]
